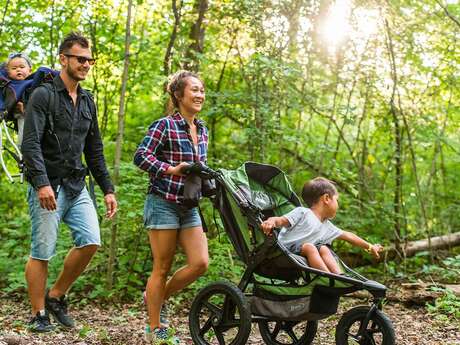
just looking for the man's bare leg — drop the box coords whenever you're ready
[25,258,48,315]
[48,245,98,298]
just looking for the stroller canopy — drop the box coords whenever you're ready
[220,161,301,215]
[217,162,302,263]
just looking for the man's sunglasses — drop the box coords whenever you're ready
[64,54,96,65]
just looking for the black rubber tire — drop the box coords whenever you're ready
[335,306,395,345]
[189,281,252,345]
[258,319,318,345]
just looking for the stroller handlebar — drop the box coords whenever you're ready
[181,162,219,179]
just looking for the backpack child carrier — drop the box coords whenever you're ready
[0,67,58,182]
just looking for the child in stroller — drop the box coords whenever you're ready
[261,177,383,274]
[186,162,395,345]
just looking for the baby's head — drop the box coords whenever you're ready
[302,177,339,219]
[6,53,32,80]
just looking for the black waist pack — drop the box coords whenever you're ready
[182,175,216,209]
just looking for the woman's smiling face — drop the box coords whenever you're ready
[178,77,205,116]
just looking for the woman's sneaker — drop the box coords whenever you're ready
[145,325,179,345]
[143,291,169,326]
[28,310,55,333]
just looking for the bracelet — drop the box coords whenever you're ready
[365,243,372,253]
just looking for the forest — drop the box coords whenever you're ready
[0,0,459,344]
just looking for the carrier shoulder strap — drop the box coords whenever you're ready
[83,89,97,133]
[41,82,59,134]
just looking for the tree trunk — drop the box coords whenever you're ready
[384,18,404,258]
[107,0,134,290]
[163,0,182,77]
[436,0,460,29]
[184,0,208,71]
[0,0,10,36]
[49,0,56,69]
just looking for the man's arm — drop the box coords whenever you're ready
[338,231,383,258]
[22,87,57,211]
[83,106,114,195]
[83,100,117,218]
[22,87,50,188]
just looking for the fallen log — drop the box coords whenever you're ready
[339,231,460,267]
[392,231,460,258]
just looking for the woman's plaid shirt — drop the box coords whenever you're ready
[134,112,208,203]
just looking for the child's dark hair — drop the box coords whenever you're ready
[166,70,203,113]
[58,32,90,54]
[301,177,338,207]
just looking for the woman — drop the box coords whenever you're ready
[134,70,209,344]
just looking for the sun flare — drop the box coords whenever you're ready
[319,0,379,55]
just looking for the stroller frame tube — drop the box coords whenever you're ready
[0,114,23,183]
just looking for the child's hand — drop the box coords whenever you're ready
[15,102,24,114]
[260,218,276,236]
[370,244,383,259]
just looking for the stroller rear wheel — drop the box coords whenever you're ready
[258,319,318,345]
[189,281,252,345]
[335,306,395,345]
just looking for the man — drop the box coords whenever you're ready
[22,32,117,332]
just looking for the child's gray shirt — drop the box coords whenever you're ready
[277,207,343,248]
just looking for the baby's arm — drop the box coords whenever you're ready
[338,231,383,259]
[260,216,290,235]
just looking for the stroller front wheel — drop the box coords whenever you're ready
[335,305,395,345]
[258,319,318,345]
[189,281,252,345]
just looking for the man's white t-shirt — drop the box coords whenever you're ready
[278,207,343,249]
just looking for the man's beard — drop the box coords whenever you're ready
[66,64,87,82]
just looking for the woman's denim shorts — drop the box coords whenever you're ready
[144,193,202,230]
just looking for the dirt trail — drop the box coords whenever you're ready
[0,297,458,345]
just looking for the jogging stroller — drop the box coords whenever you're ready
[187,162,395,345]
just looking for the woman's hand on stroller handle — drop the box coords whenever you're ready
[167,162,190,176]
[180,162,217,179]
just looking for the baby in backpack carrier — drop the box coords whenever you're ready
[2,52,33,145]
[261,177,383,274]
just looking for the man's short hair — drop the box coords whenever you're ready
[58,32,90,54]
[301,177,338,207]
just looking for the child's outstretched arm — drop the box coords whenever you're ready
[260,216,290,236]
[338,231,383,259]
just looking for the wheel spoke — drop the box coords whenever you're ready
[199,317,213,337]
[214,326,226,345]
[271,322,282,338]
[345,331,361,343]
[203,300,223,316]
[286,328,299,342]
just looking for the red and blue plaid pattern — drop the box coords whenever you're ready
[134,112,208,203]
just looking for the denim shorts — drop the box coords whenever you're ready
[27,185,100,261]
[143,193,202,230]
